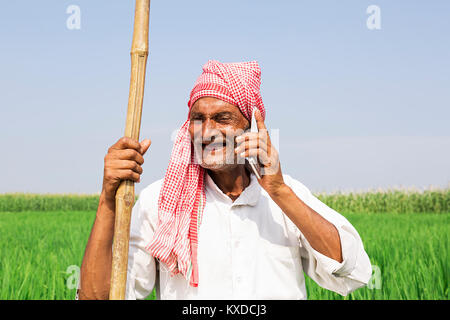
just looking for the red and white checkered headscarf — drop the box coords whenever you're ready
[146,60,265,287]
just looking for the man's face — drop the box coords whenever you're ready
[188,97,250,171]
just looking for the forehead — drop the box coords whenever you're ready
[190,97,240,116]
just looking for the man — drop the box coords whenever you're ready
[79,60,372,300]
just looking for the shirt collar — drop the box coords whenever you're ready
[204,171,261,207]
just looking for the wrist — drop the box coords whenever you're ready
[97,190,116,219]
[100,188,116,207]
[268,182,291,200]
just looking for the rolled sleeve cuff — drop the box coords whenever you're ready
[302,224,358,277]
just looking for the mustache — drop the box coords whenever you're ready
[193,124,251,146]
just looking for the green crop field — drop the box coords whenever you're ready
[0,190,448,300]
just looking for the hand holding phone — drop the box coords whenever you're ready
[245,109,262,179]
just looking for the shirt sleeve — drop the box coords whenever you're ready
[283,175,373,296]
[125,182,162,300]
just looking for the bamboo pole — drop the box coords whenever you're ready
[109,0,150,300]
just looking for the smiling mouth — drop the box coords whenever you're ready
[202,142,227,152]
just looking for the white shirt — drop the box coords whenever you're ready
[125,173,372,300]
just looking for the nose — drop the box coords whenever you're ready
[202,118,220,143]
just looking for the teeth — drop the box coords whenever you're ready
[205,144,224,148]
[204,144,225,152]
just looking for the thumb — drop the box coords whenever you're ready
[254,109,267,131]
[140,138,152,155]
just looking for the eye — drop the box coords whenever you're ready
[215,114,233,122]
[190,115,203,121]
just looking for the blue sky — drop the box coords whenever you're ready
[0,0,449,194]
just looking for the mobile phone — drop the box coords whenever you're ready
[245,109,262,179]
